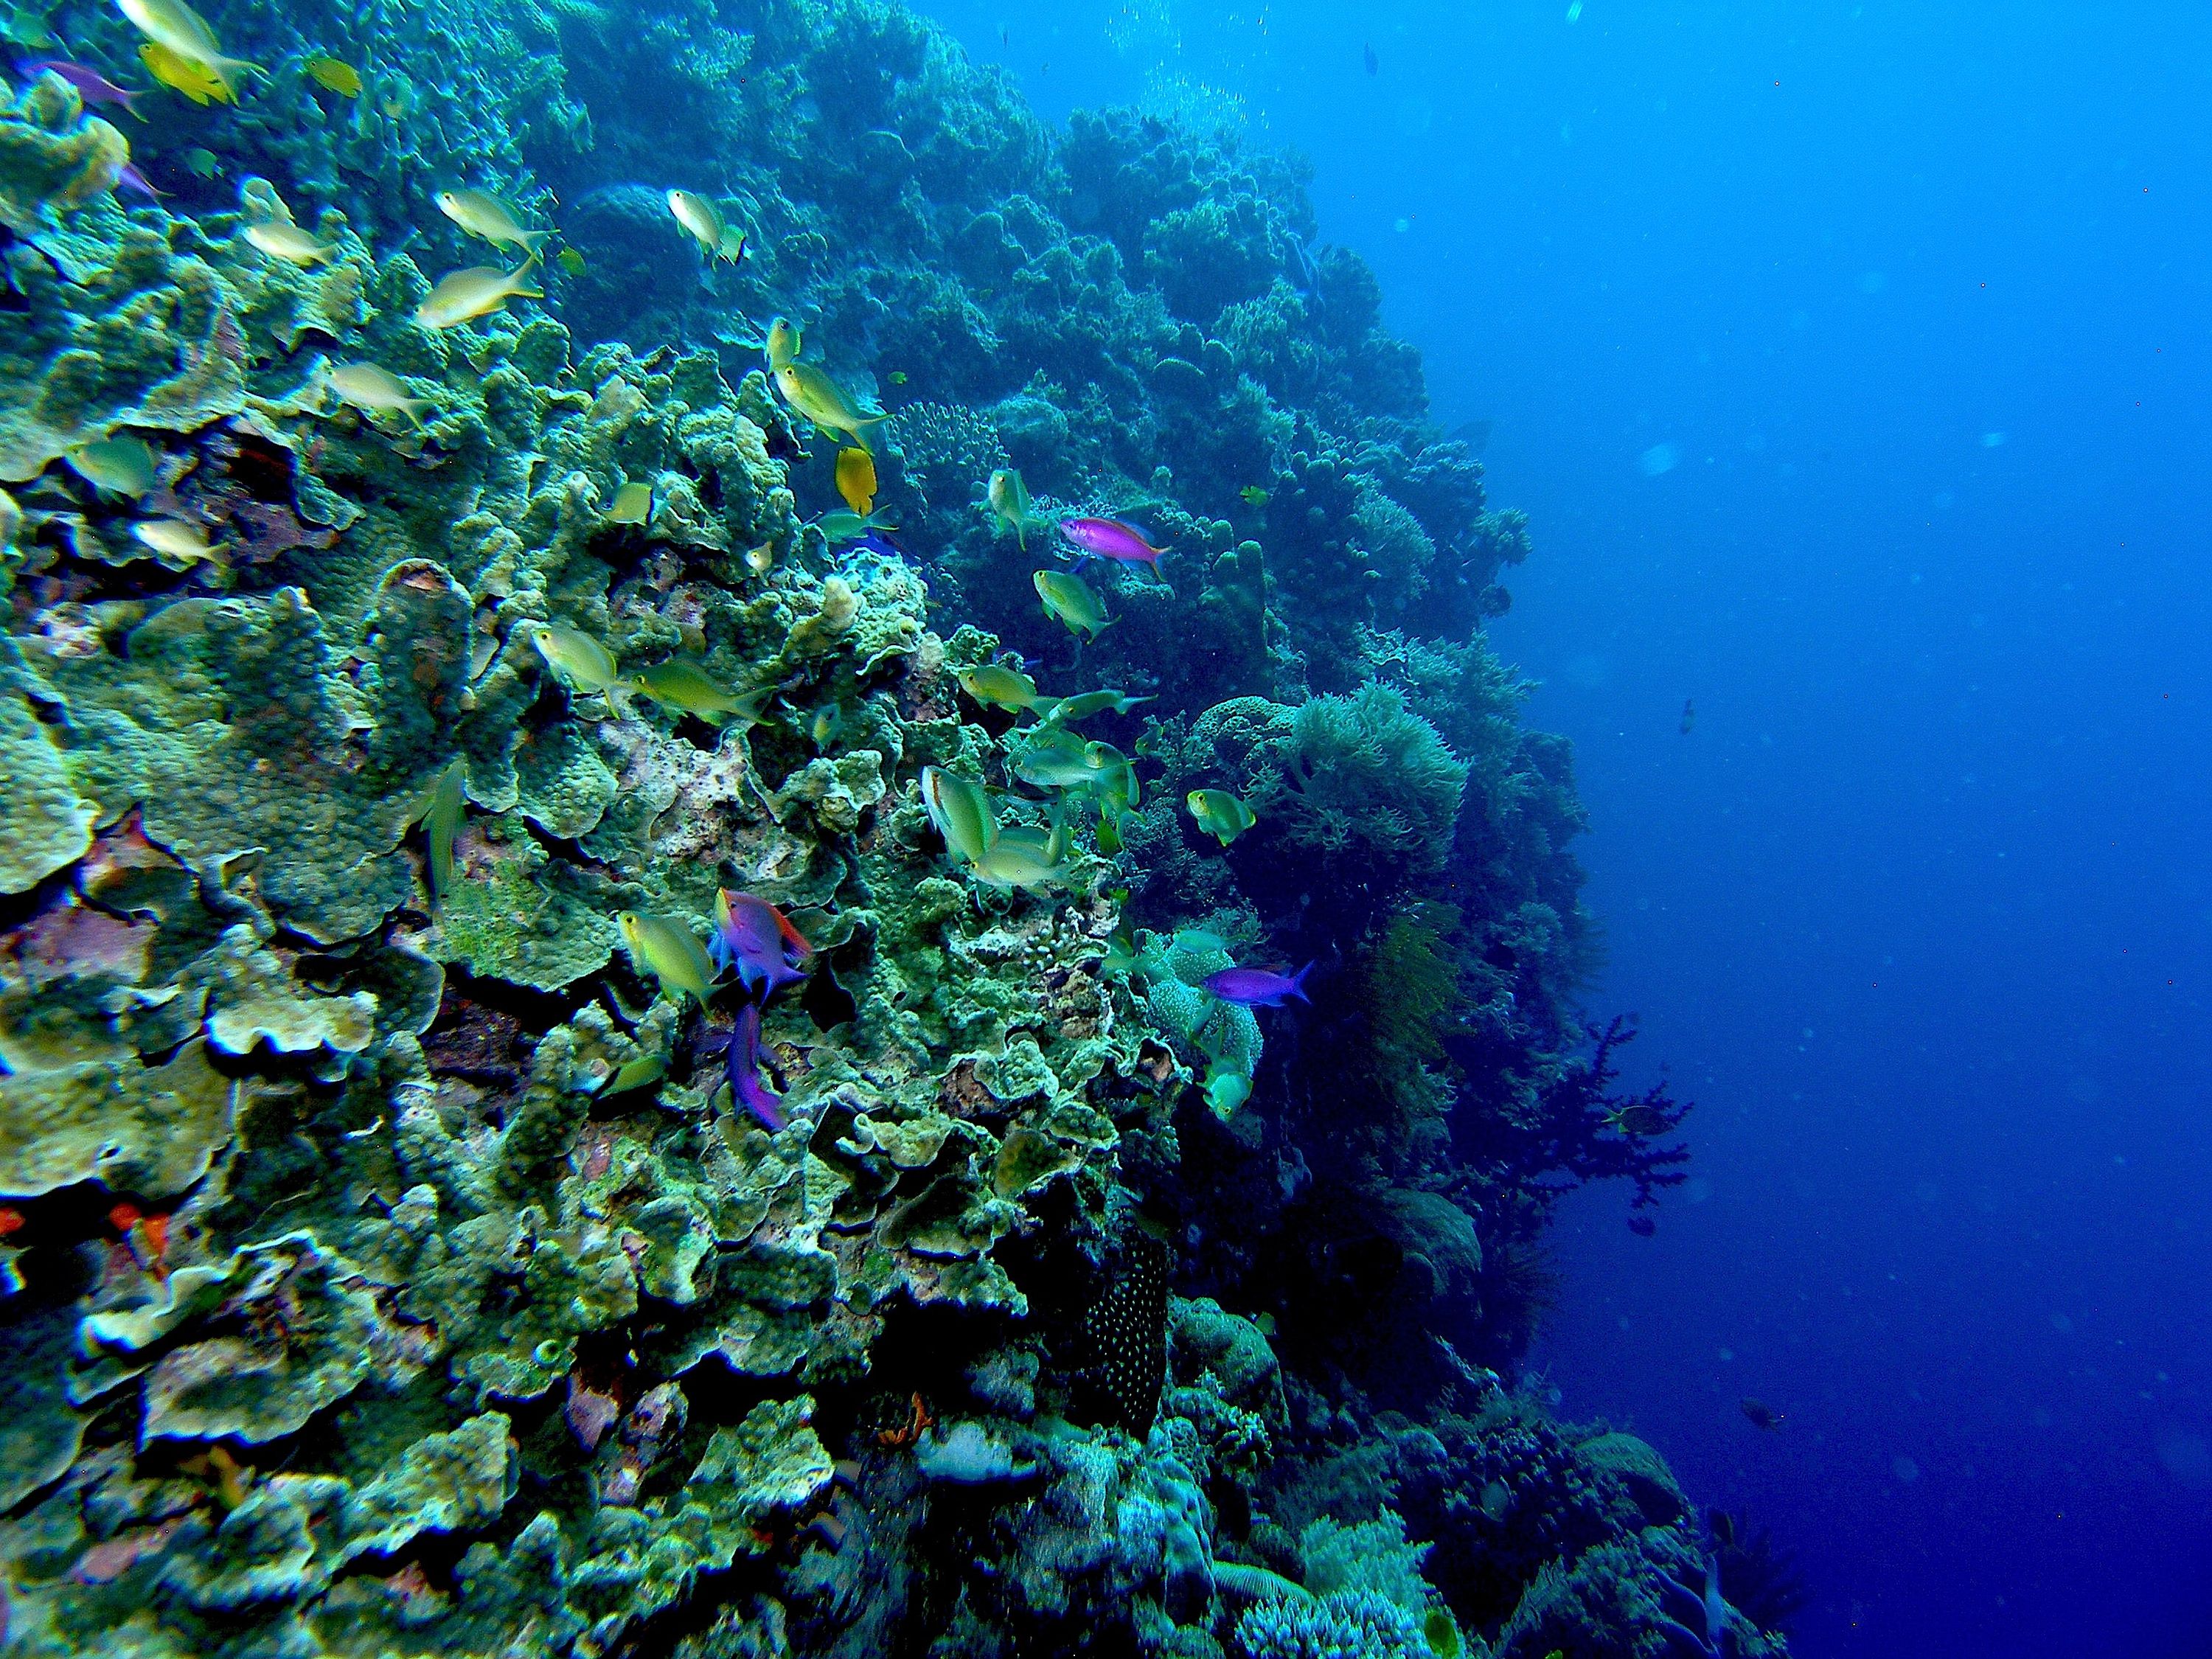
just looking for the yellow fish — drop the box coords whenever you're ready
[956,664,1043,712]
[1033,569,1112,641]
[835,446,876,515]
[556,248,585,276]
[522,621,627,703]
[409,757,465,906]
[414,257,543,330]
[773,362,887,451]
[1239,484,1269,509]
[117,0,259,97]
[1202,1063,1251,1117]
[304,54,359,96]
[627,658,768,726]
[745,540,775,574]
[616,912,720,1008]
[245,221,337,265]
[1039,689,1152,724]
[886,369,908,385]
[921,768,998,867]
[765,315,801,369]
[324,362,427,423]
[810,703,843,746]
[131,518,218,564]
[1186,788,1257,846]
[606,480,653,524]
[436,188,546,254]
[666,190,746,263]
[139,40,229,102]
[65,435,158,498]
[987,468,1044,549]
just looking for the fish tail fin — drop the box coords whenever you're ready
[1290,961,1315,1002]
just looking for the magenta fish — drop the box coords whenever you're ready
[1203,963,1314,1007]
[26,61,144,117]
[712,889,813,997]
[116,162,167,201]
[723,1001,786,1130]
[1057,517,1168,568]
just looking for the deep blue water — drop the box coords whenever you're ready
[912,3,2212,1653]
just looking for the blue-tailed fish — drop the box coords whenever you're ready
[816,507,899,543]
[136,39,229,102]
[667,190,746,263]
[1186,787,1256,846]
[437,188,546,255]
[410,757,465,906]
[835,447,877,515]
[956,664,1043,713]
[627,658,768,726]
[773,361,887,451]
[616,911,720,1008]
[921,766,995,866]
[245,221,336,265]
[987,468,1043,548]
[324,362,428,424]
[116,0,260,97]
[605,479,652,524]
[1033,569,1112,641]
[66,435,157,498]
[414,255,543,330]
[304,54,358,95]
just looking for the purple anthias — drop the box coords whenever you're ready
[1203,962,1315,1007]
[711,890,813,997]
[1057,516,1168,568]
[723,1000,785,1131]
[116,163,167,201]
[25,60,143,116]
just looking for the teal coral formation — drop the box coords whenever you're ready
[0,0,1761,1655]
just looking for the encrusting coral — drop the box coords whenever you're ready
[0,0,1767,1654]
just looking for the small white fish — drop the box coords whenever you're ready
[245,221,337,265]
[414,257,544,330]
[435,187,546,254]
[131,518,218,563]
[324,362,428,423]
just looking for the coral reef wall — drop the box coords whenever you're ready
[0,1,1779,1655]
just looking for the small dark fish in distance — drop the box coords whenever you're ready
[1680,698,1695,735]
[1740,1397,1784,1430]
[1627,1212,1657,1237]
[1450,417,1494,456]
[1363,42,1378,75]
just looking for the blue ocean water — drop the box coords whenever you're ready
[912,2,2212,1653]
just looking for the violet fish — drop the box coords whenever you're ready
[724,1000,786,1131]
[27,61,143,116]
[1057,517,1168,568]
[712,889,813,997]
[116,162,168,201]
[1203,962,1314,1007]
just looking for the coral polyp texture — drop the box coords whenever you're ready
[0,1,1781,1656]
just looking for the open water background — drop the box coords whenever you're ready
[906,1,2212,1652]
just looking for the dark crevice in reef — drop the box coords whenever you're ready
[0,0,1780,1652]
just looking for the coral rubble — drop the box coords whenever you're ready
[0,0,1777,1655]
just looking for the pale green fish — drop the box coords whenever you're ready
[606,479,653,524]
[131,518,217,564]
[1040,688,1153,725]
[409,757,465,906]
[971,822,1074,892]
[766,314,801,369]
[816,507,900,543]
[1101,925,1140,975]
[246,221,338,265]
[414,258,543,330]
[773,361,887,451]
[602,1054,666,1094]
[1172,928,1228,955]
[522,621,630,712]
[1009,729,1095,790]
[921,765,995,866]
[811,703,844,745]
[324,362,428,424]
[437,187,546,254]
[1202,1062,1252,1117]
[1033,568,1112,641]
[956,664,1043,712]
[628,658,768,725]
[181,147,220,178]
[667,190,746,264]
[987,468,1043,549]
[66,435,157,498]
[116,0,261,97]
[1187,787,1256,846]
[1086,742,1140,815]
[617,911,720,1007]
